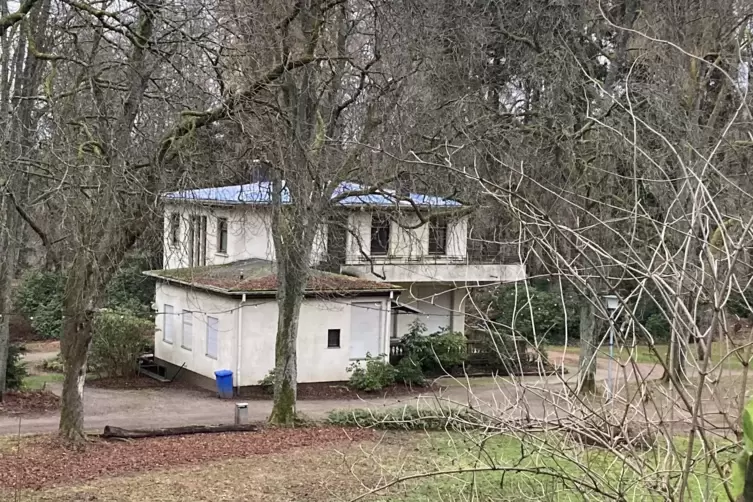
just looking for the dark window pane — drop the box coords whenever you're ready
[217,217,228,253]
[370,215,390,255]
[170,213,180,246]
[327,329,341,348]
[429,217,448,255]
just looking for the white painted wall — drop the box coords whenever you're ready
[163,203,327,269]
[155,280,391,386]
[345,212,469,263]
[239,295,391,385]
[154,282,240,382]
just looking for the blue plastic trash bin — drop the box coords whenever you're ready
[214,369,234,399]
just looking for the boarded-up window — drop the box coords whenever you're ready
[206,316,219,359]
[163,304,174,343]
[350,302,381,358]
[182,310,193,350]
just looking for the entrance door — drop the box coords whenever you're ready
[350,302,381,359]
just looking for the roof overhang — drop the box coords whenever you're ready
[391,300,422,314]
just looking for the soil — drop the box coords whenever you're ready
[0,391,59,416]
[240,381,443,401]
[0,426,377,490]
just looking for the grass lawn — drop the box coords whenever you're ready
[22,373,64,390]
[10,430,734,502]
[548,340,752,371]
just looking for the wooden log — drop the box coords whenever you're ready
[102,423,259,439]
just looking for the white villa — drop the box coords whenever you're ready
[147,181,525,391]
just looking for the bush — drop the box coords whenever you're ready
[14,270,64,339]
[487,283,579,345]
[399,321,466,374]
[6,345,28,390]
[395,357,425,386]
[347,353,395,391]
[105,253,158,316]
[327,405,485,430]
[89,311,153,377]
[41,354,64,373]
[258,368,276,394]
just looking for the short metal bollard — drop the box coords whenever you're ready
[235,402,249,425]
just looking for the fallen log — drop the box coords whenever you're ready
[102,423,259,439]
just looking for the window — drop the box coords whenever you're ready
[163,304,174,343]
[169,213,180,246]
[327,329,341,348]
[206,316,219,359]
[188,215,207,266]
[428,217,448,255]
[370,214,390,255]
[217,217,228,254]
[182,310,193,350]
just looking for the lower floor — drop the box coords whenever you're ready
[389,282,467,339]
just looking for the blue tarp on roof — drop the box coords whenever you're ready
[162,181,460,207]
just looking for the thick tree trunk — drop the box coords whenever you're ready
[103,423,259,439]
[58,313,93,441]
[268,270,307,425]
[662,325,688,384]
[577,299,597,395]
[0,198,20,401]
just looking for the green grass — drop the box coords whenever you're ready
[23,373,64,390]
[377,432,734,501]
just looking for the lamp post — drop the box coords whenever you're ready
[602,294,619,401]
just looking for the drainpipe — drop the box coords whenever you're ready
[236,293,246,394]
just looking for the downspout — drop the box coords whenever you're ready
[236,293,246,394]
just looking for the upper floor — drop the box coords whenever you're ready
[161,181,525,284]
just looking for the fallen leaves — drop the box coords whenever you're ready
[0,426,376,490]
[0,391,59,416]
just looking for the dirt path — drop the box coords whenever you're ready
[0,360,666,436]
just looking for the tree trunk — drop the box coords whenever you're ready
[268,269,307,425]
[662,299,689,384]
[577,299,597,395]
[102,423,259,439]
[58,313,93,441]
[0,197,20,401]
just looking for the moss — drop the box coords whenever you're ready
[268,379,296,426]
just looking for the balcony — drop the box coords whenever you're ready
[339,253,525,284]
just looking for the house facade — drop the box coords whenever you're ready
[161,181,525,337]
[149,180,525,389]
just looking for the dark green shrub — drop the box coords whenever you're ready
[399,321,466,374]
[6,345,28,390]
[347,353,395,391]
[89,311,153,377]
[488,283,579,345]
[14,270,64,339]
[395,357,425,386]
[105,253,158,316]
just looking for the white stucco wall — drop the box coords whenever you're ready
[238,295,391,385]
[345,211,469,263]
[154,282,240,382]
[155,280,391,386]
[393,283,467,337]
[163,203,327,269]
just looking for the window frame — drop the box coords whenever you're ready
[163,304,174,343]
[428,216,449,255]
[206,316,219,359]
[216,217,228,254]
[370,214,390,256]
[181,310,193,350]
[327,328,341,348]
